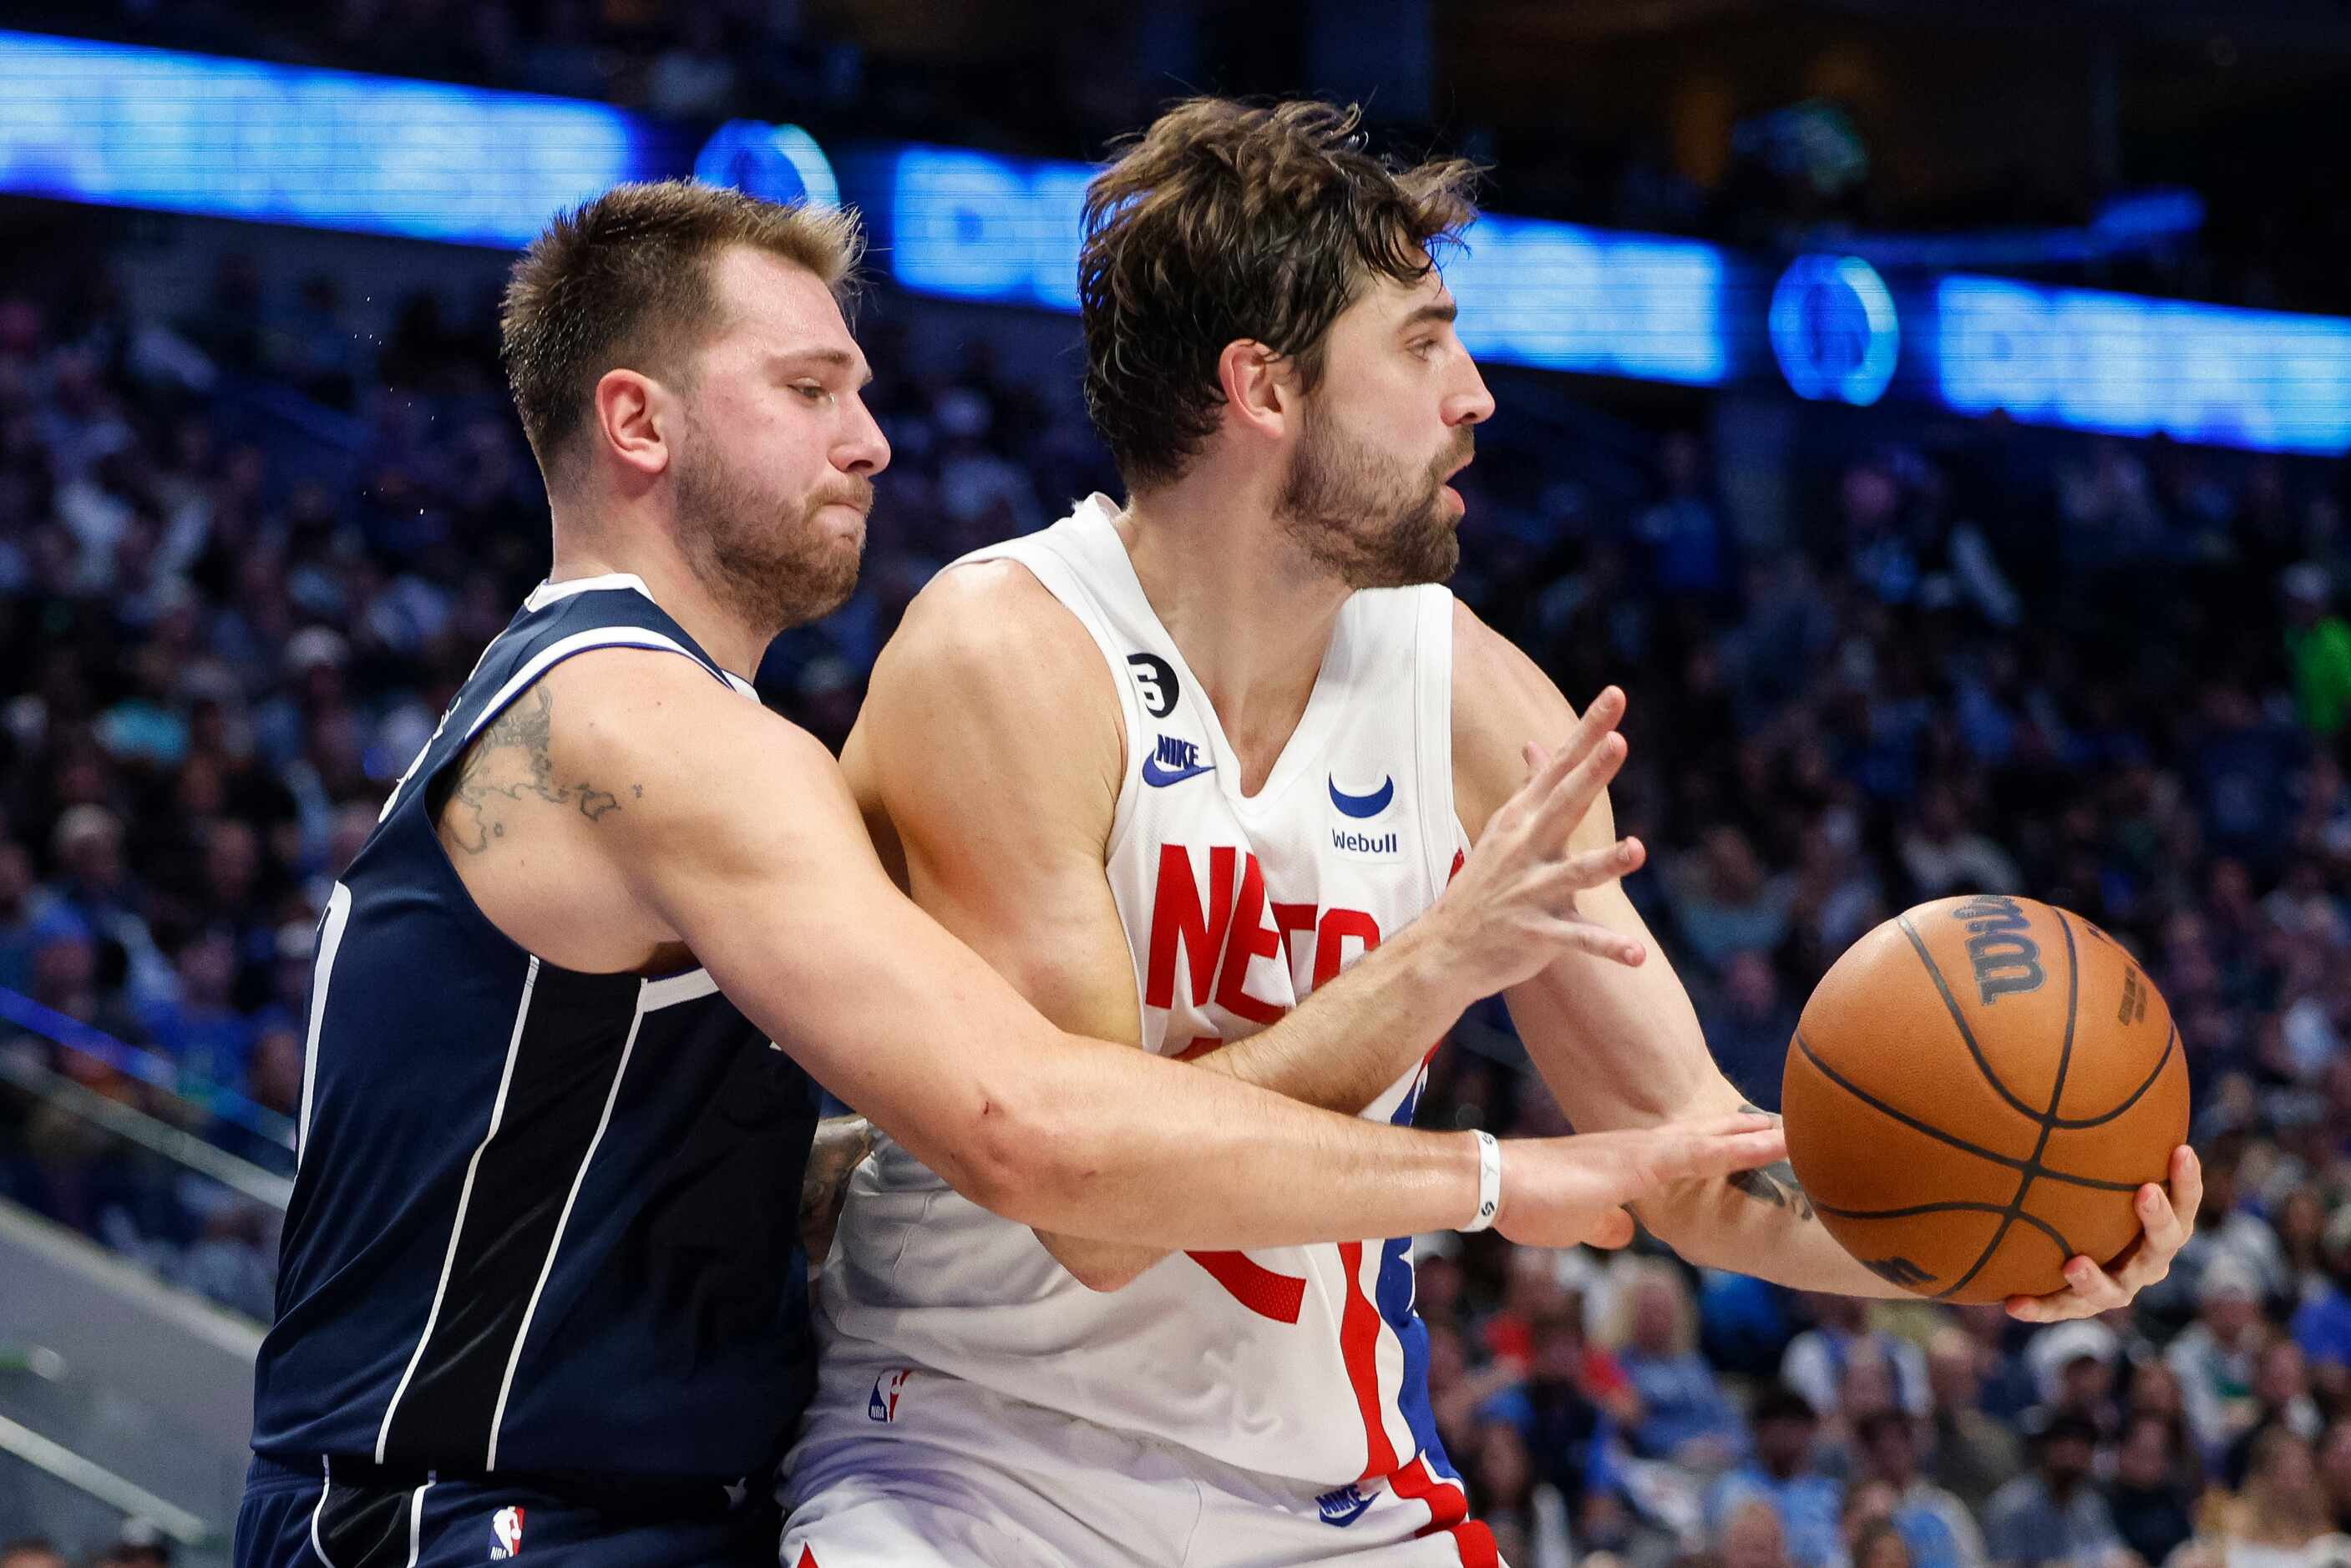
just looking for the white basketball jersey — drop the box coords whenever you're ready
[818,495,1474,1490]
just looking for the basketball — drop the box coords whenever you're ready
[1781,894,2188,1303]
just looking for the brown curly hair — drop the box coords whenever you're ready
[1078,99,1480,490]
[500,180,863,487]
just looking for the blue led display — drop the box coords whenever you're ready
[1770,255,1899,406]
[885,146,1728,384]
[0,29,658,247]
[1938,276,2351,455]
[6,28,2348,456]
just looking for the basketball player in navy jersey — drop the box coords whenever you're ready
[234,181,1790,1568]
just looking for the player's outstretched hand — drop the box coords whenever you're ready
[1432,685,1646,998]
[2004,1144,2202,1323]
[1495,1113,1787,1251]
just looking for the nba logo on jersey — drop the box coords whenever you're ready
[867,1368,912,1423]
[489,1505,524,1558]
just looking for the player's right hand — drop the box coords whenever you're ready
[1428,685,1646,998]
[1492,1114,1787,1250]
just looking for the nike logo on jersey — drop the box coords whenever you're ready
[1142,734,1214,787]
[1328,775,1395,817]
[1317,1483,1376,1527]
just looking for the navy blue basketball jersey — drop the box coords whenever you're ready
[251,574,819,1482]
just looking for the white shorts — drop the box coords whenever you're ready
[780,1358,1503,1568]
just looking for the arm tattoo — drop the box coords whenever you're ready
[443,686,630,854]
[1726,1101,1815,1222]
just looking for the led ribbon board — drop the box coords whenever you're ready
[881,144,1729,386]
[1937,276,2351,456]
[0,28,663,247]
[2,28,2344,456]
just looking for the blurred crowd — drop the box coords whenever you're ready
[3,224,2351,1568]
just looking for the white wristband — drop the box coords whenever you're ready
[1462,1131,1503,1232]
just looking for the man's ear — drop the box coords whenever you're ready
[1215,339,1296,448]
[593,367,673,481]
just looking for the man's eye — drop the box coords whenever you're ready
[796,382,829,401]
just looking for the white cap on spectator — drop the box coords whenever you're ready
[2198,1251,2260,1306]
[2026,1318,2119,1402]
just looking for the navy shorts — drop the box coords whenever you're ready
[234,1455,780,1568]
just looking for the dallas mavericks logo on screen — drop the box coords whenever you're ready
[1770,254,1899,407]
[695,119,839,209]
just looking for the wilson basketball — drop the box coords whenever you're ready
[1781,895,2187,1303]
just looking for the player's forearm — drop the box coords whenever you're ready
[1634,1138,1908,1297]
[1197,915,1475,1113]
[1511,956,1906,1297]
[980,1034,1485,1249]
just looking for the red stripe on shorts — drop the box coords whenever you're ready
[1339,1240,1399,1481]
[794,1550,819,1568]
[1389,1456,1500,1567]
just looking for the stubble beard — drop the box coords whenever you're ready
[1274,410,1466,591]
[671,427,871,638]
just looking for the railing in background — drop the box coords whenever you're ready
[0,984,296,1177]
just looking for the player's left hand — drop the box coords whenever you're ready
[2004,1144,2202,1323]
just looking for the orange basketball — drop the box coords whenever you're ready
[1780,894,2187,1303]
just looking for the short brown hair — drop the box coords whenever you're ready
[500,180,863,483]
[1078,99,1479,489]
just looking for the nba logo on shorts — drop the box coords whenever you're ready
[867,1368,912,1423]
[489,1505,524,1558]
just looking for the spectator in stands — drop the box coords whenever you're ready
[2320,1419,2351,1536]
[2025,1318,2125,1444]
[1667,825,1795,969]
[2283,563,2351,737]
[2169,1253,2272,1457]
[1700,948,1802,1113]
[2223,1337,2326,1489]
[1609,1256,1746,1469]
[1924,1325,2024,1515]
[0,1540,67,1568]
[2293,1207,2351,1409]
[1853,1411,1985,1568]
[1481,1302,1631,1524]
[139,927,256,1100]
[1982,1414,2120,1568]
[2212,1427,2351,1567]
[1897,783,2024,901]
[1784,1293,1931,1424]
[0,838,75,994]
[1720,1496,1797,1568]
[1709,1386,1845,1568]
[1466,1419,1574,1568]
[2105,1412,2198,1568]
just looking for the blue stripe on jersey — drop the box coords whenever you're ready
[1377,1065,1458,1480]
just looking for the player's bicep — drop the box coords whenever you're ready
[557,660,1059,1193]
[858,567,1141,1043]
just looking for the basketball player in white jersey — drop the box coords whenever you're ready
[783,101,2202,1565]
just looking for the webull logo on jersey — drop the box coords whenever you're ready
[1327,773,1401,861]
[1316,1483,1376,1528]
[489,1505,524,1558]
